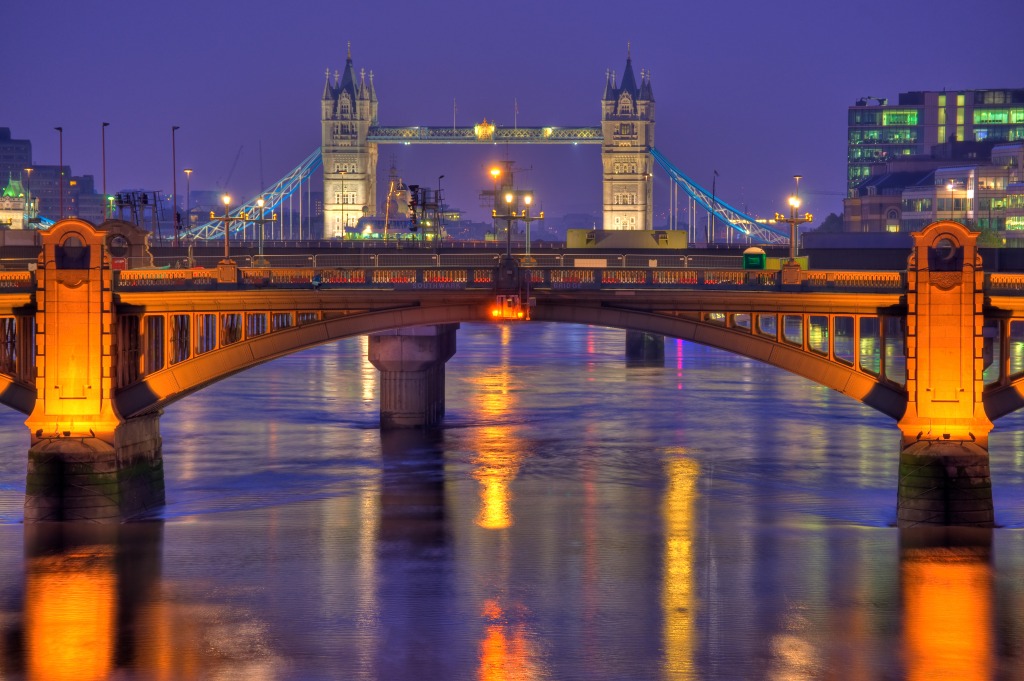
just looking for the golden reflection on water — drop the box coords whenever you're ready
[662,453,698,680]
[25,548,115,681]
[469,325,522,530]
[903,539,992,681]
[477,599,545,681]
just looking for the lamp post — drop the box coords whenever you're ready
[54,127,63,220]
[339,170,347,238]
[489,166,502,238]
[437,174,445,243]
[172,126,180,246]
[184,168,193,232]
[101,122,109,218]
[492,191,517,260]
[774,178,813,260]
[23,167,32,220]
[212,194,234,259]
[947,181,955,222]
[519,194,543,262]
[251,197,276,265]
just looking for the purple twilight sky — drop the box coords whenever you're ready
[5,0,1023,225]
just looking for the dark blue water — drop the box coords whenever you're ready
[0,322,1022,679]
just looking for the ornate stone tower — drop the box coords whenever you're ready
[321,44,378,239]
[601,48,655,230]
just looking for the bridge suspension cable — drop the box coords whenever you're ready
[184,147,323,240]
[649,148,790,245]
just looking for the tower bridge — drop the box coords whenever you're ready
[189,47,786,245]
[2,217,1022,526]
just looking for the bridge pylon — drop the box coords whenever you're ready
[24,219,164,521]
[897,221,993,527]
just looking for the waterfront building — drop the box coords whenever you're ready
[848,89,1024,190]
[844,142,1024,235]
[0,176,30,229]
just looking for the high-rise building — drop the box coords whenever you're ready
[848,89,1024,189]
[0,128,32,184]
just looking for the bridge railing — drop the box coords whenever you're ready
[111,265,908,293]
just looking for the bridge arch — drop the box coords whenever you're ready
[115,300,908,422]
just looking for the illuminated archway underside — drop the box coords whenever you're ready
[110,300,909,422]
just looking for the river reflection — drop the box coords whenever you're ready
[0,323,1022,678]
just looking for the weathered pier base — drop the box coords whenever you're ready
[369,324,458,429]
[625,330,665,366]
[25,414,165,522]
[897,440,993,527]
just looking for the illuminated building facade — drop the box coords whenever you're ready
[321,44,378,239]
[848,89,1024,190]
[601,50,655,230]
[844,141,1024,233]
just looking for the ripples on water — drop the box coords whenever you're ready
[0,322,1022,679]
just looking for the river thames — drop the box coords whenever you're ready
[0,322,1022,679]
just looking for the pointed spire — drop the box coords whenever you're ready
[619,46,638,99]
[347,41,352,60]
[338,43,357,100]
[603,68,615,101]
[368,70,377,102]
[358,67,367,99]
[322,67,333,100]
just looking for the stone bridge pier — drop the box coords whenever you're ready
[25,220,164,521]
[369,324,458,429]
[897,222,993,527]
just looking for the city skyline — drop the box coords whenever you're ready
[5,0,1023,225]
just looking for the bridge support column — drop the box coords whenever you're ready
[625,331,664,366]
[897,221,993,527]
[25,413,165,522]
[25,219,167,521]
[369,324,458,429]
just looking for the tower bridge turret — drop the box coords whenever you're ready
[321,43,378,239]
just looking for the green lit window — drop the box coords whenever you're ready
[975,109,1009,125]
[882,110,918,126]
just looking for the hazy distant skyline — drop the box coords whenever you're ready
[5,0,1023,224]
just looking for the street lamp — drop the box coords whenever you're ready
[172,126,180,245]
[251,197,276,265]
[774,176,812,260]
[339,170,347,238]
[184,168,193,232]
[489,166,502,237]
[23,167,32,219]
[947,181,956,222]
[54,127,63,219]
[437,174,445,243]
[492,191,517,260]
[212,194,233,259]
[519,194,543,262]
[101,122,109,218]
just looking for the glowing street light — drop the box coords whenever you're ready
[519,194,544,262]
[210,194,234,259]
[773,175,812,260]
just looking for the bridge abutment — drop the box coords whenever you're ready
[369,324,458,429]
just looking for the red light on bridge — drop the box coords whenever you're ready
[489,295,528,321]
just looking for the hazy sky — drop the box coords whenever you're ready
[5,0,1023,224]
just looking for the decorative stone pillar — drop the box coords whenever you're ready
[368,324,458,429]
[897,221,993,527]
[24,219,165,521]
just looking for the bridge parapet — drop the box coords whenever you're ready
[111,265,909,294]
